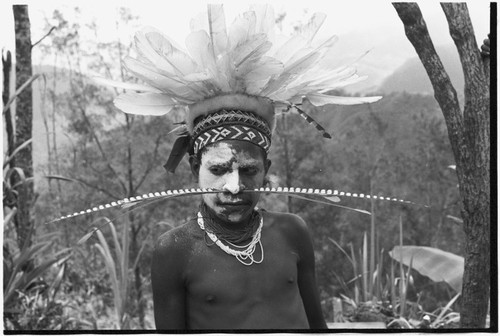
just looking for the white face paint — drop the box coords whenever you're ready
[197,141,268,224]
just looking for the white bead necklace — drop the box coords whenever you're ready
[197,211,264,266]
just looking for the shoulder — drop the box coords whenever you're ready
[152,219,201,282]
[261,210,310,238]
[153,219,200,258]
[262,211,316,266]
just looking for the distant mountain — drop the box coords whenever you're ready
[321,30,417,94]
[378,44,464,95]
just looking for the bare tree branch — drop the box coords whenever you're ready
[392,3,465,164]
[134,134,164,193]
[31,26,56,49]
[441,3,490,162]
[75,98,128,195]
[46,175,121,200]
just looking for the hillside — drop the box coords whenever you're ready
[378,44,464,95]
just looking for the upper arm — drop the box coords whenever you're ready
[289,215,327,329]
[151,231,188,330]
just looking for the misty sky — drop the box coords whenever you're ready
[2,1,490,51]
[0,0,492,92]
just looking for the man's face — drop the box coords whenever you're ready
[192,140,270,223]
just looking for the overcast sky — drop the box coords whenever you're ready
[0,0,492,94]
[2,1,491,51]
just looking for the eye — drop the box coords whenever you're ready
[241,167,258,176]
[209,167,226,176]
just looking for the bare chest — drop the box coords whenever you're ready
[184,227,300,305]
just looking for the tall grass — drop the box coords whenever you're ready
[91,217,130,329]
[3,133,72,329]
[331,212,464,328]
[329,212,414,319]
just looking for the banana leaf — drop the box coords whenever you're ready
[389,245,463,293]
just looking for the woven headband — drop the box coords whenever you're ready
[193,124,271,155]
[191,109,272,155]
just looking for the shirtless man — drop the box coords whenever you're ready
[151,135,327,329]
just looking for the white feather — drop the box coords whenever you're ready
[243,57,283,81]
[144,31,198,76]
[123,57,202,102]
[185,30,217,76]
[306,93,382,106]
[208,4,228,57]
[244,78,270,95]
[183,71,212,82]
[261,50,321,97]
[111,6,383,123]
[249,4,275,37]
[134,29,176,75]
[114,92,178,115]
[92,77,161,93]
[273,35,309,64]
[297,12,326,43]
[317,75,368,92]
[231,34,268,66]
[228,11,256,48]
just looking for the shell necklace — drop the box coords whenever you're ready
[197,211,264,266]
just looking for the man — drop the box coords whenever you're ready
[151,95,327,330]
[106,4,380,330]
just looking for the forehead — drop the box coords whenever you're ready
[201,141,265,166]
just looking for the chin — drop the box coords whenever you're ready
[226,212,248,223]
[220,207,253,223]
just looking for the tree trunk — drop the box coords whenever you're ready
[393,3,490,328]
[3,51,14,160]
[13,5,34,250]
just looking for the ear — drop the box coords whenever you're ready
[189,155,200,181]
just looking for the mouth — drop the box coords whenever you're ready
[220,201,250,206]
[218,200,252,210]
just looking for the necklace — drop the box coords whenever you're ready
[197,211,264,266]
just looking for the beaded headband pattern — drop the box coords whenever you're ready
[193,124,271,155]
[191,109,272,155]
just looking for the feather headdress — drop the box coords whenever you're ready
[47,5,431,235]
[95,4,381,172]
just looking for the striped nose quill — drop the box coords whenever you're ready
[47,187,426,224]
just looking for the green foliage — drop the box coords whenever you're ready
[3,141,73,330]
[91,218,130,328]
[3,232,71,310]
[389,246,464,293]
[330,211,463,329]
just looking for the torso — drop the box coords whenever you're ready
[169,211,310,329]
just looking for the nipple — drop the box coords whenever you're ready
[205,294,216,303]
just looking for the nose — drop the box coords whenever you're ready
[222,170,243,194]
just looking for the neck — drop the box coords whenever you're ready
[199,202,260,245]
[201,202,252,230]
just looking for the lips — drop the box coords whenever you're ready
[218,194,251,205]
[220,201,251,206]
[218,199,252,210]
